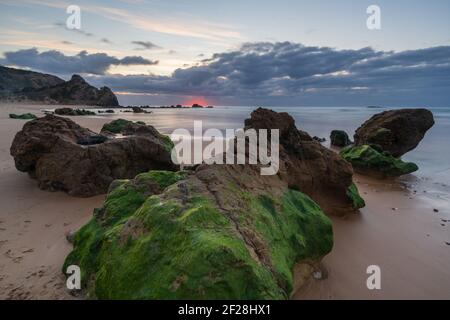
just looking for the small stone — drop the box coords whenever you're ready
[392,207,398,211]
[433,209,439,213]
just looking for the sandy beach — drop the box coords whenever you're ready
[0,104,449,299]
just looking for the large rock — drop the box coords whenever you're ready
[244,108,363,216]
[64,165,334,299]
[354,108,434,157]
[330,130,352,147]
[10,115,176,196]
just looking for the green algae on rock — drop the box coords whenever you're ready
[101,119,134,134]
[340,145,418,177]
[346,183,365,209]
[330,130,352,147]
[64,169,333,299]
[9,113,37,120]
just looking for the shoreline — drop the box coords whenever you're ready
[0,104,449,299]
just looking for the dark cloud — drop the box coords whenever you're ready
[132,41,162,50]
[1,48,158,75]
[2,42,449,106]
[87,42,450,106]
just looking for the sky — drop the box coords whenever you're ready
[1,0,450,106]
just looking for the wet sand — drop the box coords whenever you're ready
[0,104,449,299]
[294,175,450,299]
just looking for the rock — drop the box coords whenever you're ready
[1,68,119,106]
[244,108,364,216]
[312,136,326,143]
[10,114,177,197]
[340,145,418,177]
[54,107,96,116]
[9,113,37,120]
[64,166,334,299]
[131,106,151,113]
[330,130,352,147]
[354,108,434,157]
[433,209,439,213]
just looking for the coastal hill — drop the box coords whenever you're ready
[0,66,119,106]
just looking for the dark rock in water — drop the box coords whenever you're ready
[354,108,434,157]
[330,130,352,147]
[313,136,326,143]
[244,108,364,216]
[54,107,96,116]
[9,113,37,120]
[10,114,176,197]
[98,109,115,114]
[131,106,151,113]
[340,145,418,177]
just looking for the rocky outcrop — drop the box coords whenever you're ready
[330,130,352,147]
[54,107,95,116]
[10,115,176,196]
[244,108,363,216]
[0,66,119,106]
[9,113,37,120]
[354,108,434,157]
[0,66,64,98]
[340,145,418,177]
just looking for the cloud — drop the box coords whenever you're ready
[2,42,450,106]
[86,42,450,106]
[1,48,158,75]
[132,41,161,50]
[101,38,113,44]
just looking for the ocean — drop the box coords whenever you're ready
[88,105,450,186]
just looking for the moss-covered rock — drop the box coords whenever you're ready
[347,183,365,209]
[9,113,37,120]
[101,119,132,134]
[64,169,333,299]
[340,145,418,177]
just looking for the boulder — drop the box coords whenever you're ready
[10,115,176,196]
[9,113,37,120]
[64,166,334,299]
[330,130,352,147]
[354,108,434,157]
[244,108,363,216]
[340,145,418,177]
